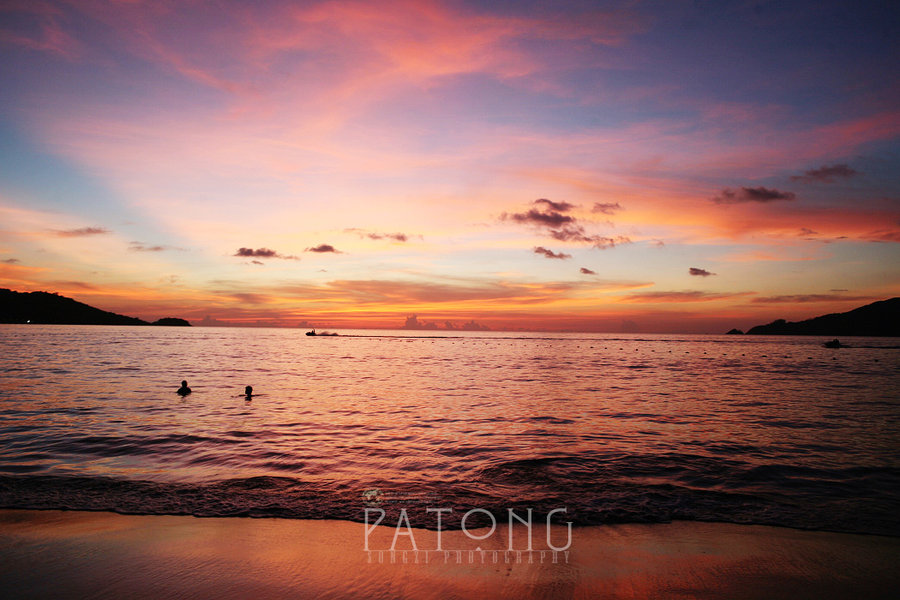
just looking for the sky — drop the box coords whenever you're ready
[1,0,898,332]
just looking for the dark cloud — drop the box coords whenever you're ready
[592,202,622,215]
[2,258,20,264]
[689,267,716,277]
[234,247,298,260]
[502,207,575,228]
[791,164,859,183]
[502,199,630,250]
[235,247,277,258]
[798,228,818,237]
[533,198,575,212]
[580,267,596,275]
[534,246,571,259]
[251,260,264,265]
[712,187,796,204]
[306,244,341,253]
[751,294,873,304]
[53,227,110,237]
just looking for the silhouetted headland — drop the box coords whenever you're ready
[151,317,191,327]
[0,289,190,326]
[743,298,899,336]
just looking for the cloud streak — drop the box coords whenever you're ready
[791,164,859,183]
[712,187,796,205]
[751,294,873,304]
[689,267,716,277]
[592,202,622,215]
[52,227,110,237]
[622,291,752,303]
[345,229,416,242]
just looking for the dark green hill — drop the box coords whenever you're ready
[746,298,900,336]
[0,288,188,326]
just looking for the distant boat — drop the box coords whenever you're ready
[823,339,847,348]
[306,330,317,336]
[306,329,338,336]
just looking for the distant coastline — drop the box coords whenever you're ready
[0,289,190,326]
[737,297,899,336]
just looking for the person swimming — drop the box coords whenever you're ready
[177,380,192,396]
[244,385,253,399]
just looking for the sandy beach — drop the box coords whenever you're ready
[1,509,897,599]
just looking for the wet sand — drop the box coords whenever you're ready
[0,509,897,599]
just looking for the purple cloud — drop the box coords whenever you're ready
[306,244,341,253]
[712,187,796,204]
[534,246,571,259]
[790,164,859,183]
[234,247,298,260]
[53,227,110,237]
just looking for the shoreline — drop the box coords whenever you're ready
[1,510,898,599]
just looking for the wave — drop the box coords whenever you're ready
[2,453,897,535]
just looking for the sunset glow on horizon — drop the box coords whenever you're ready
[1,0,898,332]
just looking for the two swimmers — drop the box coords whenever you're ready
[176,380,255,399]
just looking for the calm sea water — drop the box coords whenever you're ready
[1,325,898,534]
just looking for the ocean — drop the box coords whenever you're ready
[1,325,898,534]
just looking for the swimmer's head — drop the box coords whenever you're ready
[245,385,253,396]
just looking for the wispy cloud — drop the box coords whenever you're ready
[751,294,873,303]
[592,202,622,215]
[52,227,111,237]
[622,291,752,303]
[689,267,716,277]
[580,267,596,275]
[791,164,859,183]
[712,187,796,205]
[345,228,416,242]
[129,242,184,252]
